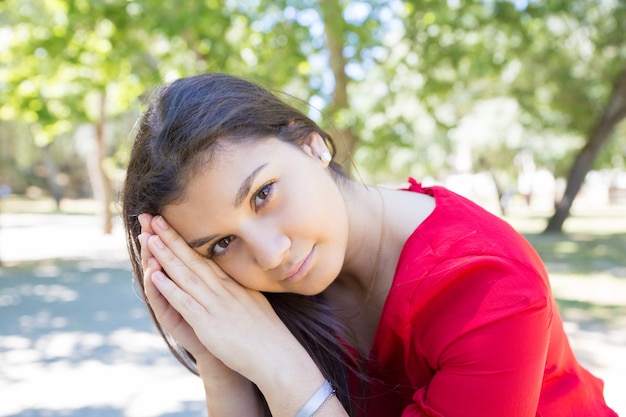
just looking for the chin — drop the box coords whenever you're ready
[298,286,328,297]
[287,254,344,297]
[307,271,340,296]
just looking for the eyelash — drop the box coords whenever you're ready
[253,182,274,211]
[208,181,276,258]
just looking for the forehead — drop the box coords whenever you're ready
[171,138,297,208]
[194,137,295,181]
[161,137,303,242]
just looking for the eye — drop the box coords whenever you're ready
[253,182,274,210]
[210,235,235,257]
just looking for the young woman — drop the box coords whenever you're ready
[122,73,617,417]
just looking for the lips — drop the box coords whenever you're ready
[282,246,314,283]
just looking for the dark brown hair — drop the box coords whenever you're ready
[121,73,365,415]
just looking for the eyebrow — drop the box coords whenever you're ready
[187,163,269,249]
[188,234,218,249]
[234,163,269,208]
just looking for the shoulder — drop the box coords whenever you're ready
[383,182,553,332]
[399,182,548,279]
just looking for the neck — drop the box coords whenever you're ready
[332,182,388,304]
[324,180,437,351]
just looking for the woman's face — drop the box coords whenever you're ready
[162,136,349,295]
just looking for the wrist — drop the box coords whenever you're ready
[294,380,335,417]
[197,355,267,417]
[198,357,258,401]
[196,353,244,382]
[254,349,328,417]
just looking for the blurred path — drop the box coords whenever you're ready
[0,214,205,417]
[0,213,129,265]
[0,213,624,416]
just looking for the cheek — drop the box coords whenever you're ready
[290,170,346,226]
[294,176,350,262]
[216,247,281,292]
[218,254,260,288]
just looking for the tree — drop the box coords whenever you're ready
[360,0,626,231]
[0,0,155,232]
[489,0,626,232]
[3,0,624,236]
[523,0,626,230]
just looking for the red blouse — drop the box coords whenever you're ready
[364,180,617,416]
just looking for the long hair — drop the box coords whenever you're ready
[121,73,366,415]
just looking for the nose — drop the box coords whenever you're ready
[244,225,290,271]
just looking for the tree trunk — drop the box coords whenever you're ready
[41,144,63,210]
[544,67,626,233]
[319,0,358,173]
[93,91,113,234]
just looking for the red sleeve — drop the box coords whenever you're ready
[402,256,552,417]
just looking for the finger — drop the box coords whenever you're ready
[144,257,203,345]
[147,233,217,298]
[150,270,209,332]
[150,268,291,379]
[138,233,151,272]
[139,232,164,273]
[151,215,228,280]
[138,213,155,234]
[144,258,169,313]
[145,272,186,333]
[144,268,202,352]
[146,256,162,276]
[138,213,164,274]
[143,255,176,319]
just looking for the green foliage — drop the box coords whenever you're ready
[0,0,624,195]
[350,0,626,182]
[0,0,154,146]
[508,0,626,136]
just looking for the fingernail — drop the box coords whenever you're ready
[138,233,147,246]
[153,270,166,282]
[153,236,165,250]
[156,216,169,230]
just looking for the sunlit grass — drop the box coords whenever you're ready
[503,205,626,277]
[498,203,626,374]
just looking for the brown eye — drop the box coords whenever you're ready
[254,182,274,209]
[210,236,235,257]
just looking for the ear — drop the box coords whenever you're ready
[302,132,332,167]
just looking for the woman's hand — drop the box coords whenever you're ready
[143,214,304,382]
[140,214,345,417]
[139,214,269,416]
[138,213,213,363]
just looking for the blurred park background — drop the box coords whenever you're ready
[1,0,625,415]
